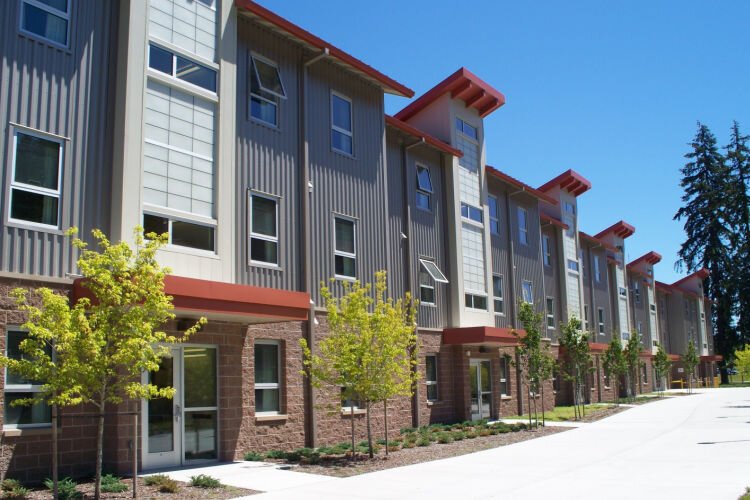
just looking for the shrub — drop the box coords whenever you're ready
[465,431,478,439]
[284,450,302,462]
[144,475,170,487]
[190,475,221,489]
[44,477,80,500]
[336,442,353,450]
[387,444,400,452]
[316,446,335,455]
[453,431,465,441]
[416,437,430,447]
[479,429,491,437]
[265,450,287,460]
[399,427,416,435]
[402,440,416,448]
[244,451,264,461]
[158,479,180,494]
[0,480,21,492]
[436,432,453,444]
[101,474,128,493]
[2,486,30,500]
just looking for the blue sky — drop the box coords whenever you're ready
[259,0,750,283]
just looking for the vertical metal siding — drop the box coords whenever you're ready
[510,194,544,318]
[0,0,117,278]
[591,247,612,341]
[385,134,405,299]
[542,227,562,338]
[488,183,511,329]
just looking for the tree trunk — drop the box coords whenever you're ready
[366,402,373,459]
[383,400,389,457]
[540,382,546,426]
[350,404,355,460]
[52,404,58,500]
[95,403,105,500]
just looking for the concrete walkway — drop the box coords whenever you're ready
[243,388,750,500]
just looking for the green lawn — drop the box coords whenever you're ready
[723,374,750,387]
[504,403,615,422]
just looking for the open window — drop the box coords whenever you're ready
[419,259,448,306]
[416,165,433,211]
[250,55,286,127]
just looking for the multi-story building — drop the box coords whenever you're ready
[0,0,718,481]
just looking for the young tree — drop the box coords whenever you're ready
[624,332,643,401]
[674,122,737,383]
[652,343,672,395]
[603,337,627,404]
[514,302,555,428]
[0,228,206,499]
[558,316,591,420]
[734,344,750,383]
[300,271,418,458]
[682,340,699,394]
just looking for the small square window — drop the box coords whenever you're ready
[461,203,483,223]
[20,0,70,48]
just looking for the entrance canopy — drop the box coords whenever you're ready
[443,326,525,346]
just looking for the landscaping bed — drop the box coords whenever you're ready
[245,421,568,478]
[504,403,625,423]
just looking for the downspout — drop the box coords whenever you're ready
[300,47,328,449]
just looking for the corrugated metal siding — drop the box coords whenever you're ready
[509,194,544,317]
[590,246,612,341]
[0,0,117,278]
[630,276,649,343]
[542,226,562,339]
[488,182,510,329]
[236,19,301,291]
[385,134,405,299]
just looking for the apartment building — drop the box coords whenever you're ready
[0,0,717,481]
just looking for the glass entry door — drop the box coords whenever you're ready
[470,359,492,421]
[143,346,218,469]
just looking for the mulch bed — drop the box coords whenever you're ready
[282,426,568,478]
[20,477,259,499]
[580,404,629,421]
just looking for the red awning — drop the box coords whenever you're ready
[700,355,722,362]
[443,326,525,345]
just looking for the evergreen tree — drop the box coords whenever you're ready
[674,122,737,382]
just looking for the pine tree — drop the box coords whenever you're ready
[674,122,737,382]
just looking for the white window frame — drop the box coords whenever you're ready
[584,304,590,330]
[341,386,362,411]
[148,42,218,94]
[250,53,286,99]
[634,281,641,303]
[567,259,579,272]
[546,297,555,330]
[465,292,488,311]
[248,53,283,128]
[499,357,510,396]
[419,266,436,307]
[143,209,217,255]
[543,235,551,266]
[522,280,533,304]
[493,274,505,316]
[425,355,438,401]
[594,255,601,282]
[598,307,605,335]
[254,340,281,416]
[8,129,64,231]
[19,0,71,49]
[488,195,499,235]
[518,207,529,245]
[333,215,357,280]
[416,164,433,212]
[4,328,51,429]
[248,191,279,267]
[331,91,353,156]
[461,202,483,224]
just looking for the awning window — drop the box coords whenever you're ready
[419,259,448,283]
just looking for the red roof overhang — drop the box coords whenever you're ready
[443,326,525,345]
[579,231,617,252]
[589,342,608,353]
[385,115,463,157]
[73,275,311,322]
[486,166,557,205]
[700,355,722,362]
[395,67,505,121]
[668,354,681,361]
[594,220,636,240]
[538,169,592,197]
[235,1,413,97]
[628,251,663,268]
[655,281,673,294]
[672,268,710,289]
[541,213,569,230]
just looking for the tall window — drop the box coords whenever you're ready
[543,235,551,266]
[499,357,510,396]
[20,0,70,48]
[4,330,51,428]
[331,92,353,155]
[594,255,601,282]
[425,355,438,401]
[546,297,555,329]
[254,341,280,415]
[634,281,641,304]
[150,43,218,92]
[522,280,533,304]
[249,56,285,127]
[598,308,605,335]
[517,207,529,245]
[334,217,356,278]
[9,130,63,228]
[416,165,433,211]
[584,304,590,330]
[493,275,504,315]
[249,193,278,265]
[488,195,499,234]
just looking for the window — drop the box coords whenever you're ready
[543,235,551,266]
[9,130,63,228]
[564,201,576,214]
[419,266,435,305]
[619,287,627,297]
[522,280,533,304]
[341,387,361,411]
[488,195,499,234]
[594,256,601,282]
[634,281,641,304]
[650,303,657,312]
[143,213,215,252]
[598,308,605,335]
[20,0,70,48]
[331,92,353,155]
[637,321,643,335]
[334,217,356,278]
[149,44,217,92]
[461,203,483,223]
[567,259,579,272]
[465,293,487,310]
[493,275,504,315]
[249,193,278,265]
[254,341,280,414]
[517,207,529,245]
[425,355,438,401]
[249,56,285,127]
[455,118,478,140]
[584,304,590,330]
[546,297,555,329]
[499,357,510,396]
[416,165,433,211]
[641,363,648,384]
[4,330,52,428]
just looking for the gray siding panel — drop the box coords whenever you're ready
[0,0,117,278]
[510,194,544,319]
[488,184,511,329]
[542,227,562,338]
[385,134,405,300]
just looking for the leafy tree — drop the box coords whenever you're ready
[300,271,418,458]
[0,228,205,499]
[603,337,627,404]
[558,316,591,420]
[682,340,699,393]
[674,122,737,382]
[514,302,555,428]
[734,344,750,383]
[623,332,643,400]
[652,343,672,395]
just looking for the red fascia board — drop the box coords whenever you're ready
[385,115,463,157]
[579,231,617,252]
[235,0,413,98]
[668,354,681,361]
[486,166,557,205]
[628,251,663,268]
[700,355,722,362]
[671,268,710,289]
[655,281,673,293]
[589,342,608,353]
[538,169,592,197]
[442,326,525,345]
[540,213,568,230]
[594,220,635,240]
[395,67,505,121]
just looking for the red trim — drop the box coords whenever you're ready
[668,354,681,361]
[234,1,413,97]
[594,220,635,240]
[589,342,608,353]
[700,355,722,362]
[540,213,568,230]
[395,67,505,121]
[73,276,311,322]
[671,268,710,288]
[385,115,463,157]
[655,281,673,294]
[579,231,617,252]
[639,351,654,358]
[628,251,662,268]
[486,166,557,205]
[538,169,592,197]
[442,326,525,345]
